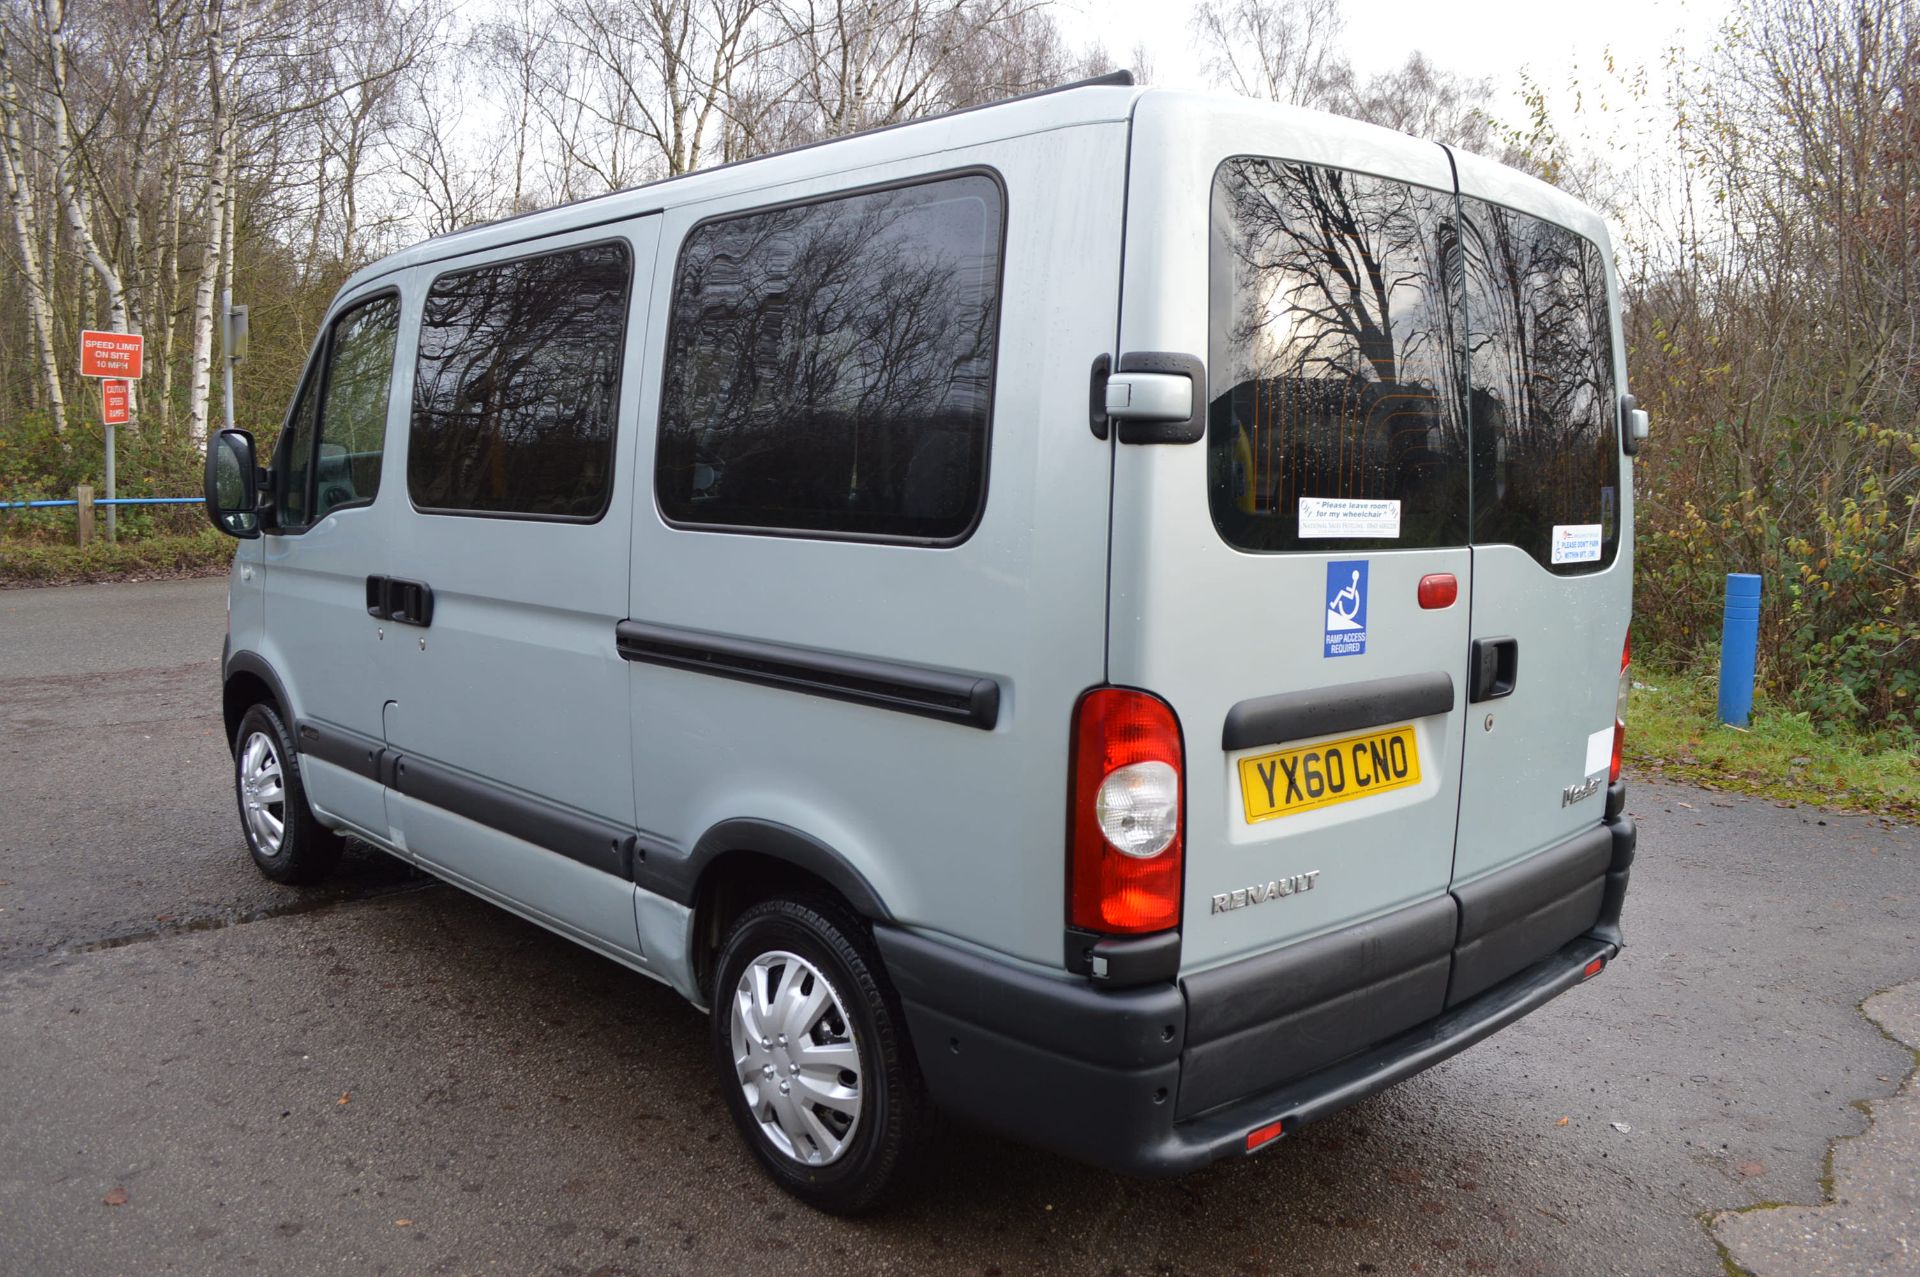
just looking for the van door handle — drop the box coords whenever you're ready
[365,575,434,628]
[1469,637,1518,702]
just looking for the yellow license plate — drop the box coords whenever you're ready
[1239,724,1422,823]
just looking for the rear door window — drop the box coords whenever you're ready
[1207,160,1619,571]
[1459,198,1620,573]
[1207,157,1469,553]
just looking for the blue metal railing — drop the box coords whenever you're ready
[2,497,203,510]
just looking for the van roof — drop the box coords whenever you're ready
[339,74,1147,294]
[338,80,1610,297]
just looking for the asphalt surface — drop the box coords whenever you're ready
[2,576,1917,1276]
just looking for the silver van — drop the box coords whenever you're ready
[204,74,1642,1213]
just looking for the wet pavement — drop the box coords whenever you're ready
[1,577,1915,1275]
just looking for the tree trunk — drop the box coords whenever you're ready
[0,61,67,432]
[185,0,230,450]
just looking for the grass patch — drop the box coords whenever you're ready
[1627,666,1920,822]
[0,529,232,587]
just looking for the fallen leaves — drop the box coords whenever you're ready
[102,1187,128,1207]
[337,1092,351,1106]
[394,1218,413,1228]
[1736,1159,1766,1177]
[1555,1116,1571,1127]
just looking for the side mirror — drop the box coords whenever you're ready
[204,428,261,539]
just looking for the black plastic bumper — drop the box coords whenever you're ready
[874,797,1635,1177]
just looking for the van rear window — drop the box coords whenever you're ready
[1207,158,1619,572]
[1207,158,1469,553]
[1460,197,1620,571]
[655,173,1003,543]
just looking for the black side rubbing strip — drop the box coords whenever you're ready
[615,620,1000,730]
[295,718,386,783]
[389,753,635,879]
[1114,352,1206,445]
[1222,672,1455,752]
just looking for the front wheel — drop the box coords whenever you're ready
[711,897,927,1214]
[232,702,343,884]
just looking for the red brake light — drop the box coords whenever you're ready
[1610,634,1631,784]
[1417,573,1458,609]
[1068,688,1184,935]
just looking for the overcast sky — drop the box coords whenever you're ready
[1052,0,1735,120]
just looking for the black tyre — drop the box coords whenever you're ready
[231,702,344,885]
[711,896,927,1214]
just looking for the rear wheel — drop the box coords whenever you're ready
[232,702,343,884]
[711,897,926,1214]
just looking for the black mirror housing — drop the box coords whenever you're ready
[204,428,262,539]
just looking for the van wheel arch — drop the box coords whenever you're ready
[686,821,893,1000]
[222,650,293,752]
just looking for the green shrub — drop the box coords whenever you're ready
[0,529,233,586]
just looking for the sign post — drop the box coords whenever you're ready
[79,330,144,543]
[221,295,248,433]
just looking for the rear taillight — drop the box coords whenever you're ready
[1068,688,1184,934]
[1610,634,1631,784]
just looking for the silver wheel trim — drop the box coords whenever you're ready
[239,730,287,856]
[730,949,864,1167]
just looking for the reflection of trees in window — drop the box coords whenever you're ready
[314,296,399,517]
[410,242,632,519]
[1207,157,1467,551]
[657,175,1000,540]
[1461,200,1617,567]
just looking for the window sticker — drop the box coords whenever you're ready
[1550,524,1604,565]
[1299,497,1401,539]
[1324,559,1369,658]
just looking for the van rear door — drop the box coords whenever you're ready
[1111,99,1475,985]
[1444,153,1631,996]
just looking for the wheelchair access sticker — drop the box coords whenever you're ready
[1324,559,1368,657]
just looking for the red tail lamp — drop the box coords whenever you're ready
[1067,688,1184,935]
[1246,1119,1285,1152]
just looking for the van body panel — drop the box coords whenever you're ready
[1448,148,1634,886]
[258,280,418,844]
[1114,95,1475,974]
[374,216,662,959]
[627,125,1127,968]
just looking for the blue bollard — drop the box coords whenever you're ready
[1718,573,1762,727]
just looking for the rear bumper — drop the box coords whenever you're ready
[875,795,1635,1177]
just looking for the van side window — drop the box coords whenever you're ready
[1207,157,1470,553]
[655,173,1003,542]
[1460,199,1620,573]
[313,295,399,521]
[276,370,320,529]
[275,292,398,529]
[409,241,632,520]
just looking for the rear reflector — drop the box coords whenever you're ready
[1246,1119,1285,1151]
[1417,574,1458,609]
[1582,957,1606,980]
